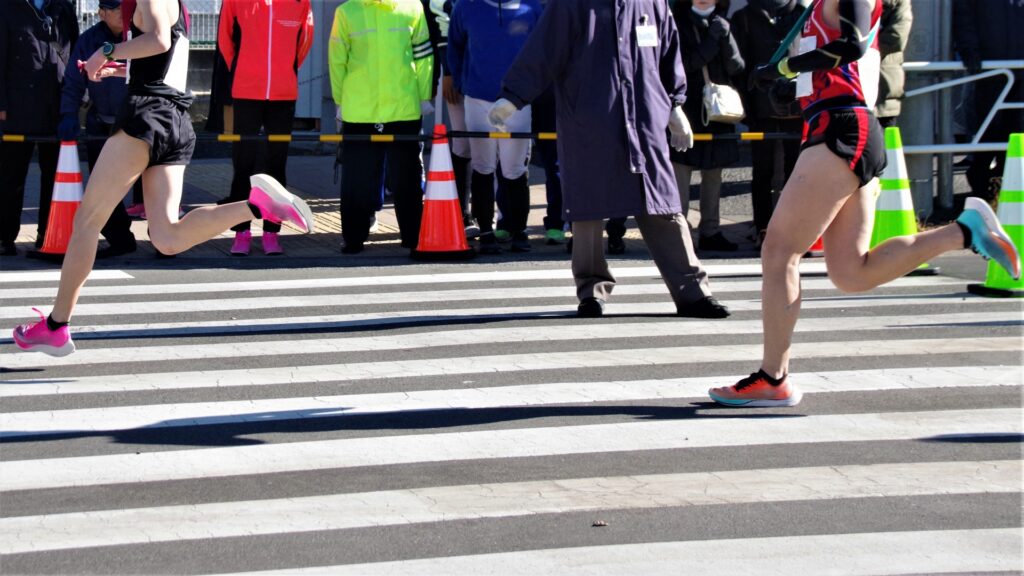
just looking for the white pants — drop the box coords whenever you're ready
[447,98,471,159]
[464,96,531,179]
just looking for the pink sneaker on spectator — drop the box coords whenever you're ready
[262,232,283,255]
[230,230,252,256]
[12,308,75,357]
[126,203,146,219]
[248,174,314,233]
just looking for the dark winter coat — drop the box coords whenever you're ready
[875,0,912,119]
[0,0,78,135]
[953,0,1024,137]
[500,0,689,222]
[672,4,744,169]
[732,0,803,122]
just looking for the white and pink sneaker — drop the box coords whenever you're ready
[12,308,75,357]
[248,174,314,234]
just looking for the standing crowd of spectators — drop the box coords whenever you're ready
[1,0,1019,260]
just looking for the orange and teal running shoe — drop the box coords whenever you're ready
[709,370,802,407]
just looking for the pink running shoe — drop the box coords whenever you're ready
[12,308,75,357]
[248,174,314,233]
[262,232,283,255]
[230,230,252,256]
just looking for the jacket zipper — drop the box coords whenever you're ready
[266,0,274,100]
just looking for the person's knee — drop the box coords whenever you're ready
[826,262,872,293]
[760,230,803,272]
[71,204,114,235]
[148,226,186,255]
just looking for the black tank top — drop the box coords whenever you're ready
[126,0,193,108]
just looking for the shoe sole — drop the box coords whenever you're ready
[964,197,1022,280]
[13,335,76,357]
[250,174,315,234]
[709,388,803,407]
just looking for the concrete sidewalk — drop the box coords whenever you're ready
[11,153,763,264]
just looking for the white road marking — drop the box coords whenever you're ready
[2,408,1018,492]
[2,336,1018,398]
[3,365,1019,437]
[220,529,1024,576]
[3,311,1012,369]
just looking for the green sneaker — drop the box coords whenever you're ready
[545,229,566,245]
[494,229,512,243]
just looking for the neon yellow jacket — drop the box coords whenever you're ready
[329,0,434,123]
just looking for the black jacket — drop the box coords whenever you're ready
[732,0,802,121]
[953,0,1024,103]
[672,5,745,132]
[0,0,78,135]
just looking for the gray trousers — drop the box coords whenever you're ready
[674,164,723,238]
[571,213,711,306]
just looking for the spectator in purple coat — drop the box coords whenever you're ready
[489,0,730,319]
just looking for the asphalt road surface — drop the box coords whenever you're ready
[1,253,1021,574]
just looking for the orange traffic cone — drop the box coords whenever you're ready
[806,236,824,257]
[31,141,84,261]
[410,125,475,261]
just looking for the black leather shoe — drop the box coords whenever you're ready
[96,243,137,259]
[607,236,625,255]
[577,297,605,318]
[698,232,738,252]
[676,296,731,319]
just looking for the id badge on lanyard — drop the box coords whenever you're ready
[636,15,657,47]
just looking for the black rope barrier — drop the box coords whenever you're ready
[2,131,803,144]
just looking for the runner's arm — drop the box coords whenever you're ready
[782,0,873,74]
[84,0,177,80]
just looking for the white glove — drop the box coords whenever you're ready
[335,105,343,133]
[487,98,517,132]
[420,100,435,117]
[668,105,694,152]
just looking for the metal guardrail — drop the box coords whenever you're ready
[902,60,1023,155]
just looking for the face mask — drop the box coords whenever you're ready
[691,5,716,17]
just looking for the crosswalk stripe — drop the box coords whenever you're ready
[2,336,1017,398]
[0,263,837,298]
[1,460,1016,555]
[2,408,1017,492]
[0,285,1007,320]
[0,273,962,302]
[4,311,1013,369]
[219,528,1024,576]
[3,294,1018,345]
[3,366,1018,437]
[0,270,133,284]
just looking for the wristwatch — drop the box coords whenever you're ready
[101,42,116,61]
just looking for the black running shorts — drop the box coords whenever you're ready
[116,95,196,167]
[802,107,887,187]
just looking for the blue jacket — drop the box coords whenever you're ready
[447,0,540,102]
[61,21,128,124]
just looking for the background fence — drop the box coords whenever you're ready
[76,0,222,47]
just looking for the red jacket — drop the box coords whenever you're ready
[218,0,314,101]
